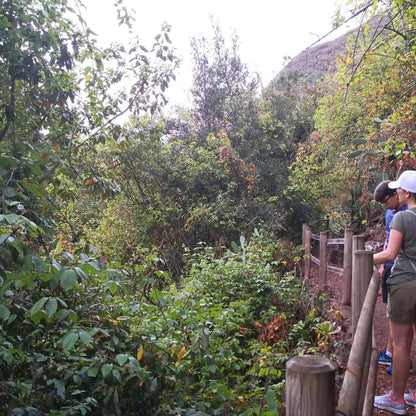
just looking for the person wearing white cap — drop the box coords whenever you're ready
[373,170,416,415]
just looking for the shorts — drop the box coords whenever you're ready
[382,265,392,304]
[387,279,416,324]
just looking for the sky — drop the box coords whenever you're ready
[83,0,353,107]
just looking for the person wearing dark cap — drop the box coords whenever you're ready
[374,180,407,370]
[373,170,416,415]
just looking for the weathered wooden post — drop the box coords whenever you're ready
[341,227,354,306]
[336,268,379,416]
[362,332,379,416]
[302,223,312,279]
[319,230,329,289]
[286,355,336,416]
[351,242,370,336]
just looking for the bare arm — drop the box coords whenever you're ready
[373,229,403,265]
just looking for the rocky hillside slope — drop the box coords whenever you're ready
[276,15,389,83]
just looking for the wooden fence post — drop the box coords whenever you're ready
[341,227,354,306]
[319,230,329,289]
[302,223,312,279]
[351,244,371,336]
[286,355,336,416]
[362,332,379,416]
[336,267,379,416]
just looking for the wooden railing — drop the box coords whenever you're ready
[302,224,368,306]
[286,230,379,415]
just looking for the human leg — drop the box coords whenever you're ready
[390,320,413,401]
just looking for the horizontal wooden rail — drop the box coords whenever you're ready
[311,234,345,245]
[311,255,344,276]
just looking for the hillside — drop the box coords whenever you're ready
[276,15,389,83]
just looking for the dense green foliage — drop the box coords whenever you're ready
[2,0,416,414]
[290,0,416,231]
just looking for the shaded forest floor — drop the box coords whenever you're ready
[307,264,416,415]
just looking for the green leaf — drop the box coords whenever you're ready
[61,269,77,291]
[0,304,10,320]
[3,187,16,198]
[75,267,88,281]
[0,234,9,244]
[31,297,48,316]
[231,241,240,252]
[81,263,100,275]
[116,354,129,366]
[79,331,92,346]
[347,150,363,158]
[45,298,58,317]
[352,137,368,145]
[62,331,78,352]
[112,369,122,383]
[87,366,99,377]
[266,389,278,411]
[32,256,49,273]
[54,379,66,399]
[101,364,113,378]
[358,154,366,170]
[106,281,119,295]
[3,352,13,365]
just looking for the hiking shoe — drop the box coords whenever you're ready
[387,360,413,375]
[405,390,416,408]
[374,393,407,415]
[379,348,392,365]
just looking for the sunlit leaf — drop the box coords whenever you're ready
[137,345,144,361]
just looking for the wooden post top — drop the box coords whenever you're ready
[286,355,335,373]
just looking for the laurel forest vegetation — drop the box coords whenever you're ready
[1,0,416,414]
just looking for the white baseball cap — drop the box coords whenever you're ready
[388,170,416,193]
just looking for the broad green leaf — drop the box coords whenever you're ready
[75,267,88,281]
[3,187,16,198]
[116,354,129,366]
[21,255,32,274]
[101,364,113,378]
[54,379,66,399]
[62,331,78,352]
[112,369,122,383]
[87,366,99,377]
[79,331,92,346]
[3,352,13,365]
[30,297,48,316]
[0,304,10,320]
[45,298,58,317]
[231,241,240,252]
[266,389,278,411]
[61,270,77,291]
[106,281,119,295]
[81,263,100,275]
[4,214,20,224]
[32,257,49,273]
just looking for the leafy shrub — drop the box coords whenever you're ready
[1,226,333,415]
